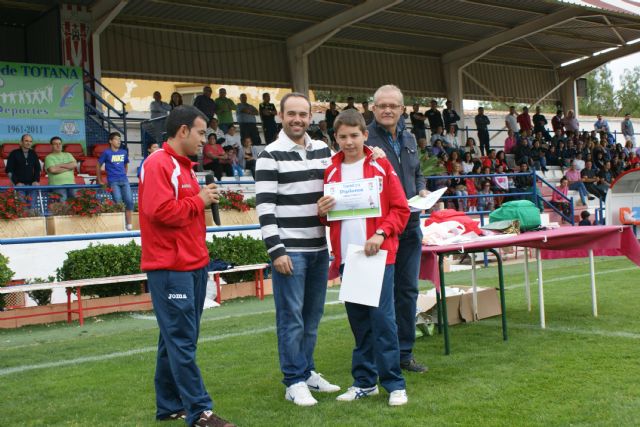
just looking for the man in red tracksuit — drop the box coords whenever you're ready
[317,110,410,406]
[139,105,234,427]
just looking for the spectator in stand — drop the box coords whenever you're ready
[545,144,561,168]
[505,106,518,134]
[206,117,225,141]
[578,210,593,226]
[517,106,533,134]
[259,93,278,144]
[362,101,374,125]
[236,93,261,147]
[431,139,445,157]
[475,107,491,156]
[417,138,429,156]
[193,86,217,123]
[611,156,624,176]
[471,163,484,190]
[581,160,606,200]
[513,137,532,166]
[482,149,497,172]
[573,152,585,171]
[6,133,41,208]
[491,165,509,206]
[342,96,357,111]
[552,110,564,133]
[512,162,535,204]
[97,132,133,230]
[239,137,258,179]
[45,136,77,201]
[450,163,468,211]
[169,92,183,109]
[461,152,475,174]
[628,150,639,169]
[137,142,160,178]
[214,88,236,133]
[443,123,460,154]
[532,106,551,141]
[202,134,228,180]
[598,160,614,187]
[621,113,635,145]
[550,177,571,220]
[325,101,339,131]
[409,104,427,141]
[446,150,461,174]
[313,120,332,149]
[150,91,171,119]
[593,151,606,171]
[504,129,517,154]
[594,114,613,145]
[442,99,461,131]
[223,125,241,150]
[425,99,444,133]
[530,140,548,172]
[464,137,480,159]
[478,180,495,212]
[565,162,590,205]
[496,150,509,171]
[430,125,445,146]
[562,109,579,134]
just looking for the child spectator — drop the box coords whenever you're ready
[97,132,133,230]
[136,142,160,178]
[477,180,495,212]
[317,110,409,406]
[450,162,468,211]
[578,210,593,226]
[550,177,571,221]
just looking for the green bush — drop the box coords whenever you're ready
[0,253,15,309]
[26,276,56,306]
[56,241,143,298]
[206,234,269,283]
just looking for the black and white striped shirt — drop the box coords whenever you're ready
[255,130,332,261]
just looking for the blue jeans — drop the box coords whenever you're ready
[394,220,423,363]
[271,250,330,387]
[109,180,134,211]
[344,265,405,392]
[50,186,76,203]
[569,181,588,205]
[148,268,212,426]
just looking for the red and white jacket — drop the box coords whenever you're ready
[323,147,410,278]
[139,143,209,271]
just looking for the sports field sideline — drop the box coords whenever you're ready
[1,257,639,426]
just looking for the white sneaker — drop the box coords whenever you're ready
[336,385,379,401]
[125,224,132,231]
[285,382,318,406]
[388,389,408,406]
[306,371,341,393]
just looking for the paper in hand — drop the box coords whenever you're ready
[339,244,387,307]
[408,187,447,211]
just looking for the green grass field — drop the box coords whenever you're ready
[2,257,640,426]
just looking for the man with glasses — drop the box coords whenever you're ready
[366,85,429,373]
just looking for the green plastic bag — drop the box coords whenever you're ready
[489,200,541,231]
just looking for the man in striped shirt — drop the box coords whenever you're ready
[255,93,340,406]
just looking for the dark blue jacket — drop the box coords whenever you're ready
[366,120,426,203]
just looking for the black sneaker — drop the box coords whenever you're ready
[195,410,236,427]
[159,410,186,421]
[400,358,429,373]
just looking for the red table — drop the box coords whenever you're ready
[420,226,640,354]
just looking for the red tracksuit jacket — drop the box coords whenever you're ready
[139,143,209,271]
[323,147,410,279]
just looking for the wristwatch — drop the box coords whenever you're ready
[375,229,387,239]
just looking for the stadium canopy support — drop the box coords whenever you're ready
[90,0,128,80]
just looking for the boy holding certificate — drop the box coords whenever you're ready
[317,110,410,406]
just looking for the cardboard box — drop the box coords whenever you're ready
[416,286,501,327]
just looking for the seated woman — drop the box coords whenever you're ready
[550,176,571,221]
[450,163,468,212]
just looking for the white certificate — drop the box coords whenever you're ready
[339,244,387,307]
[408,187,447,211]
[324,178,381,221]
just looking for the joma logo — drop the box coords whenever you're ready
[168,294,187,300]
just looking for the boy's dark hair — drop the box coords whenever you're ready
[165,105,207,138]
[333,109,366,134]
[49,136,62,144]
[581,210,590,219]
[108,131,121,141]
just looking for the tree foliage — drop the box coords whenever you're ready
[617,66,640,116]
[578,65,617,116]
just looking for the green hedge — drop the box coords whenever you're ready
[27,276,56,306]
[0,253,15,309]
[57,241,142,298]
[207,234,269,283]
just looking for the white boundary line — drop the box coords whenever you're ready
[477,320,640,340]
[504,267,635,290]
[0,313,346,377]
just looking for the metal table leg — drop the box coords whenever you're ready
[438,255,450,355]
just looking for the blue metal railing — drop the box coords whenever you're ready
[83,69,127,151]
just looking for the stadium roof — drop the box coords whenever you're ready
[3,0,640,103]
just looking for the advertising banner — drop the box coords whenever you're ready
[0,61,86,149]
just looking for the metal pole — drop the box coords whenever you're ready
[524,247,531,312]
[589,249,598,317]
[471,254,478,320]
[537,249,545,328]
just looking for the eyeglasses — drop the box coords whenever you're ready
[374,104,403,111]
